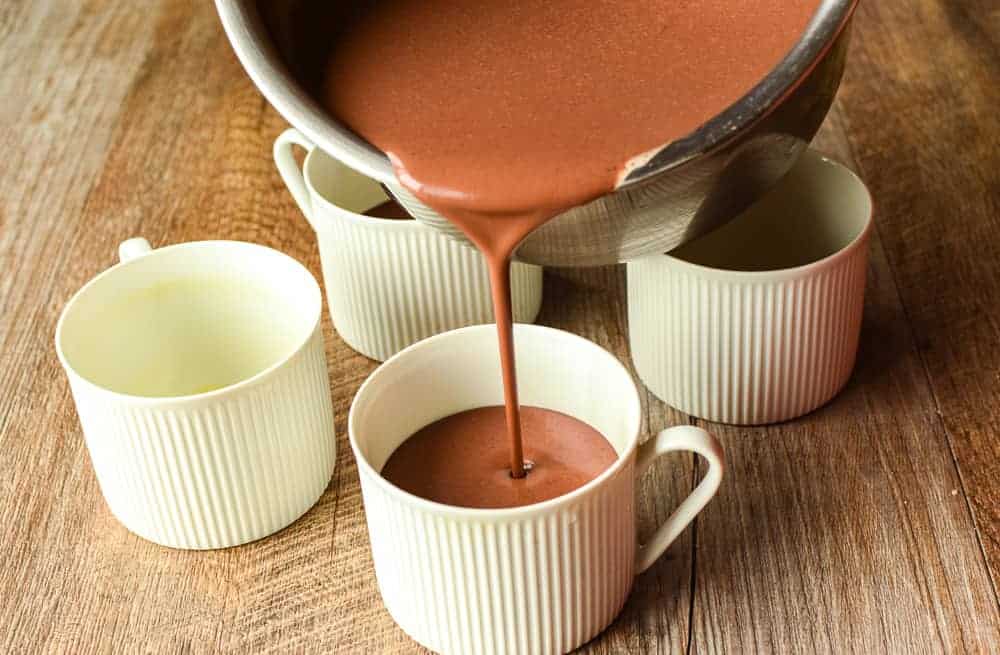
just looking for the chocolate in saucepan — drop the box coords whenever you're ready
[323,1,819,483]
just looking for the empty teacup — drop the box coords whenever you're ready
[628,149,873,424]
[349,324,724,655]
[274,128,544,362]
[56,238,336,549]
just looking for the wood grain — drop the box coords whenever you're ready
[0,0,997,653]
[834,0,1000,594]
[691,111,1000,655]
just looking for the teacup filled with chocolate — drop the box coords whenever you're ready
[349,324,724,655]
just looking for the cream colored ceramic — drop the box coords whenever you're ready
[274,128,543,362]
[56,238,336,549]
[349,324,724,655]
[628,149,873,424]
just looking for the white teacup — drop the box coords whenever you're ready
[274,128,544,362]
[628,149,873,424]
[349,324,724,655]
[56,238,337,549]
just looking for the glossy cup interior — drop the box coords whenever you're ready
[57,241,321,398]
[667,149,872,272]
[305,146,400,218]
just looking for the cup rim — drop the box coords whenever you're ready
[658,151,873,281]
[55,240,323,406]
[348,323,643,519]
[302,147,427,231]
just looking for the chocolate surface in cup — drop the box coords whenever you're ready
[322,1,818,476]
[380,406,618,509]
[363,199,413,220]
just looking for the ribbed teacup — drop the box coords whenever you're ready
[274,128,543,362]
[349,324,724,655]
[628,149,872,425]
[56,238,336,549]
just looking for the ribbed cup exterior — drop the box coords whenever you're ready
[317,218,542,362]
[69,327,336,549]
[628,238,869,425]
[358,460,636,655]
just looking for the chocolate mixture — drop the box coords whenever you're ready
[323,1,818,489]
[381,406,617,509]
[364,199,413,220]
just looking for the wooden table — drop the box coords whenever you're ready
[2,1,998,652]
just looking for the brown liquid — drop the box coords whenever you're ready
[364,199,413,220]
[381,406,618,509]
[322,1,818,478]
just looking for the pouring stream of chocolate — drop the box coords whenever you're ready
[324,1,819,477]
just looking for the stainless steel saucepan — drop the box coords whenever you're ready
[216,0,858,266]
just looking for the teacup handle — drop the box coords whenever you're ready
[634,425,724,574]
[273,127,318,231]
[118,237,153,263]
